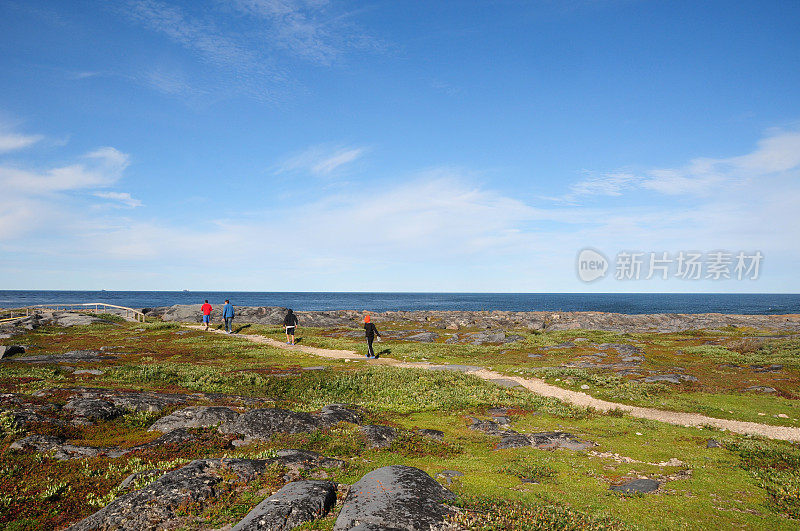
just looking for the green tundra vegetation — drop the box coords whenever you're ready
[1,318,799,530]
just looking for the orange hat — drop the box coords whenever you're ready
[364,315,370,323]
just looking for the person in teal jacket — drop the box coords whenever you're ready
[222,300,235,333]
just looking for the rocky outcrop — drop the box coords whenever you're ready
[143,305,800,332]
[10,435,127,460]
[67,459,270,530]
[148,406,240,433]
[610,478,660,494]
[469,418,594,451]
[218,405,362,441]
[64,398,123,422]
[232,480,337,530]
[333,466,455,531]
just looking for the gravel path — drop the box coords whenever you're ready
[188,325,800,443]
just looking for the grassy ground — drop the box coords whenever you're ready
[0,320,799,529]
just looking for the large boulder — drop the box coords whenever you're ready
[149,406,240,433]
[333,466,455,531]
[232,480,337,530]
[10,435,127,460]
[66,459,269,530]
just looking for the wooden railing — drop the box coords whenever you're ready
[0,303,146,323]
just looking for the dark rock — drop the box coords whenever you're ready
[219,408,322,440]
[333,465,455,531]
[273,449,345,471]
[149,406,240,432]
[64,398,123,421]
[67,459,270,530]
[360,424,398,449]
[706,438,722,448]
[232,480,336,531]
[0,345,25,358]
[529,432,594,451]
[468,418,501,435]
[416,429,444,441]
[464,331,509,345]
[497,431,532,449]
[610,478,660,494]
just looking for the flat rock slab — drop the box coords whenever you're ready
[610,478,660,494]
[74,369,104,375]
[333,465,455,531]
[149,406,240,432]
[232,480,336,531]
[67,459,270,531]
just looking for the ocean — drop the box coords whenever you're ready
[0,291,798,315]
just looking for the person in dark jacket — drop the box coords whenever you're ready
[283,309,299,345]
[363,314,381,358]
[222,300,235,334]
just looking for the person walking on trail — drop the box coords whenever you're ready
[283,309,299,345]
[200,300,213,331]
[222,300,235,334]
[363,314,381,359]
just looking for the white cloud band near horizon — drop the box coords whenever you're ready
[1,125,799,292]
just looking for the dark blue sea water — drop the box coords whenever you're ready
[0,291,798,314]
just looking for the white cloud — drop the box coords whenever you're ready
[93,191,143,208]
[0,147,129,194]
[276,144,367,176]
[0,131,43,153]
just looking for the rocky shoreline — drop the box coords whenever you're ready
[143,304,800,333]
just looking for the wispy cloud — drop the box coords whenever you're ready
[276,144,368,176]
[555,130,800,200]
[0,130,44,153]
[93,191,143,208]
[118,0,382,101]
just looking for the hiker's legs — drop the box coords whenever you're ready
[290,333,295,345]
[367,337,374,357]
[225,318,232,333]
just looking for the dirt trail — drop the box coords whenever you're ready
[187,325,800,443]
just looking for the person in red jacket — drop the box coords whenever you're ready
[201,300,213,330]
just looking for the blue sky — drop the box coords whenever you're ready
[1,0,798,292]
